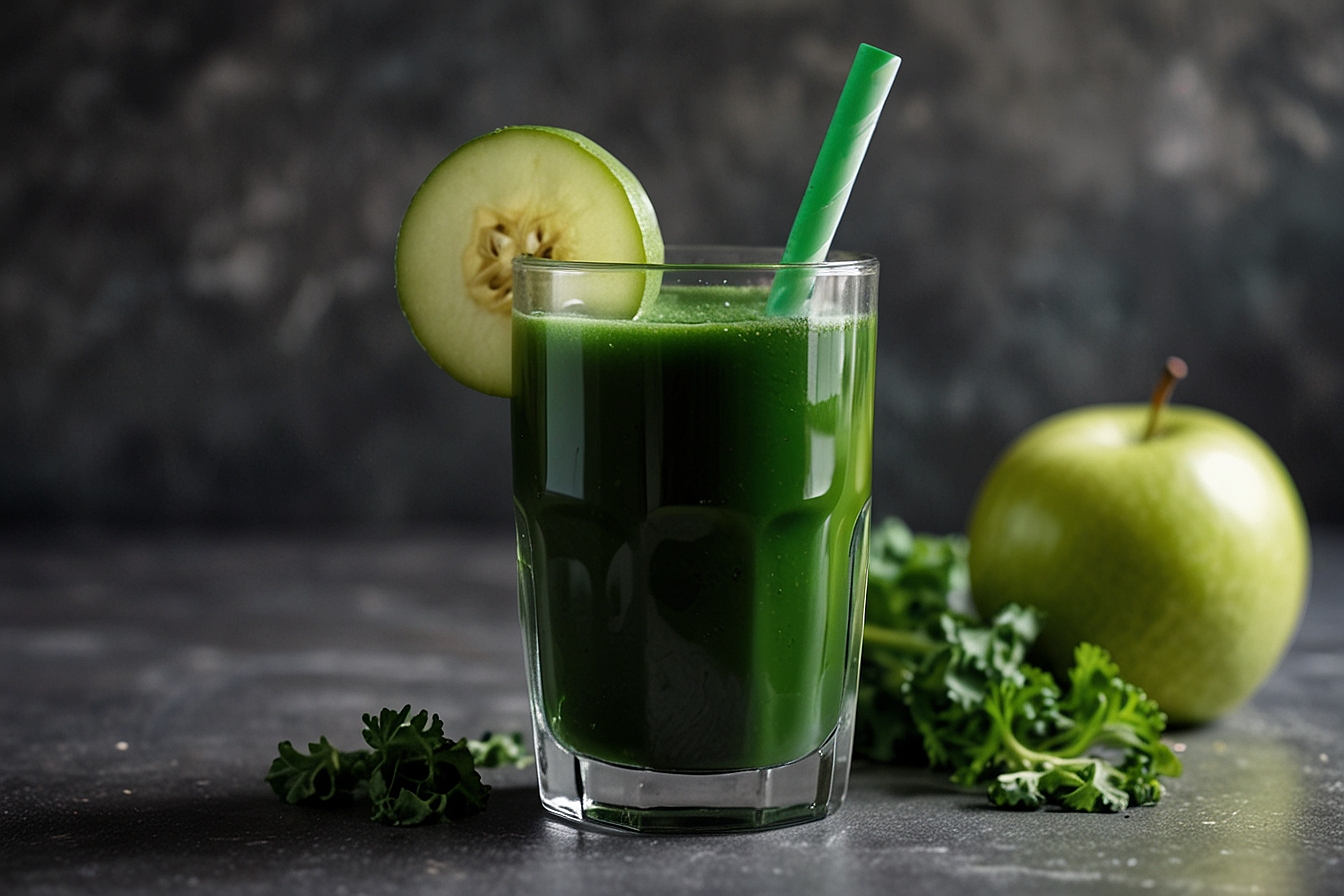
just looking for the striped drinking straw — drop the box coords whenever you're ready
[766,43,900,316]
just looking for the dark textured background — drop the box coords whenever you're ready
[3,0,1342,533]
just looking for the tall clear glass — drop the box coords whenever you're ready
[510,247,877,832]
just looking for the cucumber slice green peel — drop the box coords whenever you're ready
[394,126,664,397]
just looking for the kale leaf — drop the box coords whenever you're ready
[468,731,534,769]
[856,517,1182,812]
[265,736,369,806]
[360,705,490,825]
[266,705,530,826]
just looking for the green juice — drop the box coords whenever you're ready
[512,285,875,772]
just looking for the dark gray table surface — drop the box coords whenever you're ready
[1,529,1341,895]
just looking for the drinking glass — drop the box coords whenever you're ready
[511,246,877,832]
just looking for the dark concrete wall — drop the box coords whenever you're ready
[3,0,1342,532]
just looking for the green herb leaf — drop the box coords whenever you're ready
[265,737,369,806]
[267,706,529,826]
[854,518,969,762]
[360,706,491,825]
[857,517,1182,812]
[468,731,534,769]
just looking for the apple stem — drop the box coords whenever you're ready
[1144,356,1188,441]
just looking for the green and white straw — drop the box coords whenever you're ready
[766,43,901,316]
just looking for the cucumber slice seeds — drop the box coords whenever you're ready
[395,126,664,397]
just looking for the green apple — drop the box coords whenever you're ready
[967,360,1310,724]
[395,126,663,397]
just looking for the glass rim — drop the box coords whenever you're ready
[512,245,878,274]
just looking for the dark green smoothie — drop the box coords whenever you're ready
[512,285,875,772]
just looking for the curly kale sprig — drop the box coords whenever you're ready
[265,705,531,826]
[856,518,1182,812]
[359,705,491,825]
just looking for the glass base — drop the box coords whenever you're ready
[531,715,855,833]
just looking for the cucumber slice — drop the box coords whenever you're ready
[395,126,664,397]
